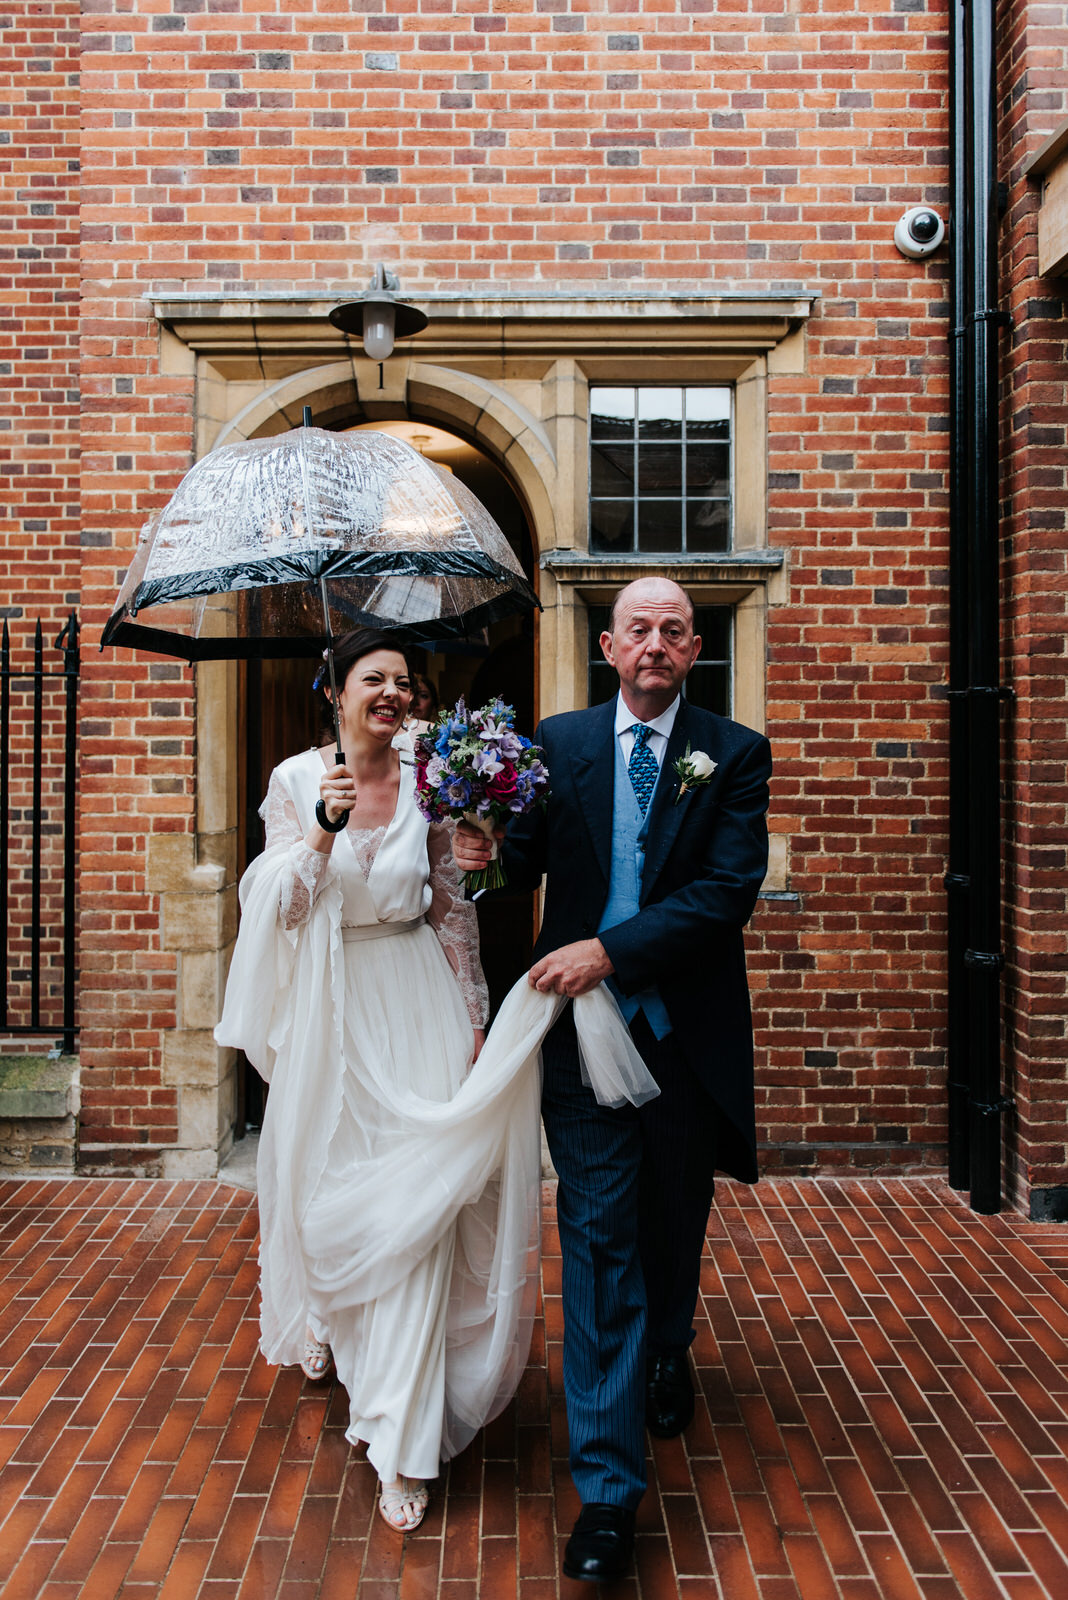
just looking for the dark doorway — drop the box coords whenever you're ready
[238,421,538,1132]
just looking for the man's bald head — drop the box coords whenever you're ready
[608,577,694,634]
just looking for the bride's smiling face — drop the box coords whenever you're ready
[333,649,413,746]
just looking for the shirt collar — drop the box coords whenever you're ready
[614,692,681,741]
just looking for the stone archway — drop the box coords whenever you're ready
[211,357,559,555]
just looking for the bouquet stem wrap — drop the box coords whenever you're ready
[461,812,505,892]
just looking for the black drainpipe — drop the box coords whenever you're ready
[945,0,971,1193]
[949,0,1010,1213]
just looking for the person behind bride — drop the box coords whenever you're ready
[215,628,523,1535]
[405,670,439,733]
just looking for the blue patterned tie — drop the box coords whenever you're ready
[627,723,658,816]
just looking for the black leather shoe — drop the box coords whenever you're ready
[562,1503,636,1584]
[645,1352,695,1439]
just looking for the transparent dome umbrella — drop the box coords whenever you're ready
[101,426,540,760]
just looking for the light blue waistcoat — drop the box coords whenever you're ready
[597,735,673,1040]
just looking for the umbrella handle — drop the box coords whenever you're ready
[319,576,345,766]
[326,647,344,766]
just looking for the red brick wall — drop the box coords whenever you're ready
[75,13,198,1164]
[76,312,195,1163]
[754,134,953,1173]
[999,0,1068,1207]
[30,0,1057,1184]
[1,0,81,1047]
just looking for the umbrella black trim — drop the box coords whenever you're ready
[100,585,540,662]
[121,549,536,617]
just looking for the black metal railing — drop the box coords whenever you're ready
[1,614,79,1054]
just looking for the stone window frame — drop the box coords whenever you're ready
[584,380,738,725]
[534,340,803,895]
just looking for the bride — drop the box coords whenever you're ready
[216,628,521,1532]
[216,626,659,1536]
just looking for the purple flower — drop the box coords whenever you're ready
[443,776,472,808]
[472,746,504,777]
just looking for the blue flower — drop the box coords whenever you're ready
[435,715,466,758]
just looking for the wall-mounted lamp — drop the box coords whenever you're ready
[328,264,429,361]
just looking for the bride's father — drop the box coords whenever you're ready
[454,577,772,1585]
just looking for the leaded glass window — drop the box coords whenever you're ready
[589,386,732,555]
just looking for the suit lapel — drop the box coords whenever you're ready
[571,700,616,888]
[640,700,694,898]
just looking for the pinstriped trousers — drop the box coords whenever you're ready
[541,1009,719,1509]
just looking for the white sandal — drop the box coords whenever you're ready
[300,1329,332,1381]
[378,1476,429,1532]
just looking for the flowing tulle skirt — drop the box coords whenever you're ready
[290,920,540,1484]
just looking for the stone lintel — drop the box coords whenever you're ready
[540,551,785,593]
[149,290,820,366]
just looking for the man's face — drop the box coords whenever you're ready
[600,584,700,710]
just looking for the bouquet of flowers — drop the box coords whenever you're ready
[412,697,550,891]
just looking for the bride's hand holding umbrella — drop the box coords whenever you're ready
[315,763,358,835]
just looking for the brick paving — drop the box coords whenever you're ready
[1,1175,1068,1598]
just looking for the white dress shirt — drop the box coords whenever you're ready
[614,693,680,771]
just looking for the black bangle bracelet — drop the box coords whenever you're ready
[315,798,348,833]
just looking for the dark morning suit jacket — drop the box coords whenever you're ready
[502,695,772,1182]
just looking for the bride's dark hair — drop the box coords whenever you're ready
[316,628,418,739]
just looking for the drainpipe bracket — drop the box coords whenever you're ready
[966,308,1013,330]
[945,685,1010,700]
[971,1095,1015,1119]
[963,948,1005,971]
[944,872,970,891]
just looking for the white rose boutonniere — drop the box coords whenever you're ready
[673,743,717,804]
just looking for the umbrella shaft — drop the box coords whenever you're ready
[319,576,345,766]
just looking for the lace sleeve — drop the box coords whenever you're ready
[426,820,489,1029]
[260,767,337,931]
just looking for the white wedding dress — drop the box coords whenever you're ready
[215,742,658,1486]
